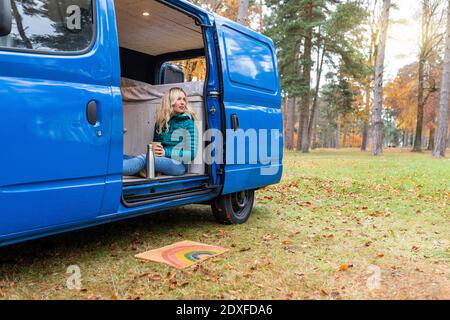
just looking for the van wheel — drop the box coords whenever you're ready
[211,190,255,224]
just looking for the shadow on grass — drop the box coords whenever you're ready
[0,205,217,270]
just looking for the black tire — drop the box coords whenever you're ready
[211,190,255,224]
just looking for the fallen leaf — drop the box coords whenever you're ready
[376,253,385,258]
[239,247,251,252]
[320,289,329,296]
[149,274,162,281]
[339,264,350,271]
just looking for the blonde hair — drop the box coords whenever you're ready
[155,87,198,134]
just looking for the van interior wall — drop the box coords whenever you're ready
[120,47,158,84]
[119,47,206,85]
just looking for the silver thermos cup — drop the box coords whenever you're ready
[146,144,155,179]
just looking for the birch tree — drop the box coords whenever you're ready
[433,0,450,157]
[237,0,250,25]
[372,0,391,156]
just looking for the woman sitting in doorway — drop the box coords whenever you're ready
[123,87,198,177]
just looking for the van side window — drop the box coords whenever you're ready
[222,26,277,93]
[165,57,206,83]
[0,0,94,53]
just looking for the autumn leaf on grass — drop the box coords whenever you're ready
[339,264,353,271]
[376,253,385,258]
[240,247,251,252]
[412,246,420,252]
[149,274,162,281]
[281,240,292,245]
[169,280,177,290]
[320,289,329,296]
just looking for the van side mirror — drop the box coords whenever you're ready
[160,63,185,84]
[0,0,12,37]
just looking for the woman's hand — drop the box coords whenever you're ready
[153,143,165,157]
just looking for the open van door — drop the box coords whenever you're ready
[214,16,283,195]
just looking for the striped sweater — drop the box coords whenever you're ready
[153,114,197,164]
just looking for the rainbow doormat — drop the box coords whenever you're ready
[135,241,228,269]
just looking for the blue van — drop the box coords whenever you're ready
[0,0,283,246]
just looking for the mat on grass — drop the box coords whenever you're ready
[135,240,228,269]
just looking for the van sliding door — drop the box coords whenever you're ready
[214,16,283,195]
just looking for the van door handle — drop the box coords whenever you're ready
[86,100,97,125]
[231,114,239,131]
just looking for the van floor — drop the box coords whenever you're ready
[122,173,206,186]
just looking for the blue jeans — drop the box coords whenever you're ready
[123,154,186,176]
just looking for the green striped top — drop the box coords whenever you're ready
[153,113,197,164]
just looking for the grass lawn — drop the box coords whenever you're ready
[0,149,448,300]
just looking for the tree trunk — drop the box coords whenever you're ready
[361,85,371,151]
[298,1,313,153]
[311,105,319,149]
[336,119,341,149]
[372,0,391,156]
[402,130,407,147]
[413,58,426,152]
[343,123,348,148]
[11,1,33,49]
[282,97,287,138]
[306,42,326,152]
[428,127,435,150]
[237,0,249,25]
[433,1,450,158]
[285,97,296,150]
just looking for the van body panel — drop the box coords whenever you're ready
[0,0,114,235]
[214,15,283,195]
[100,1,124,214]
[0,191,216,247]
